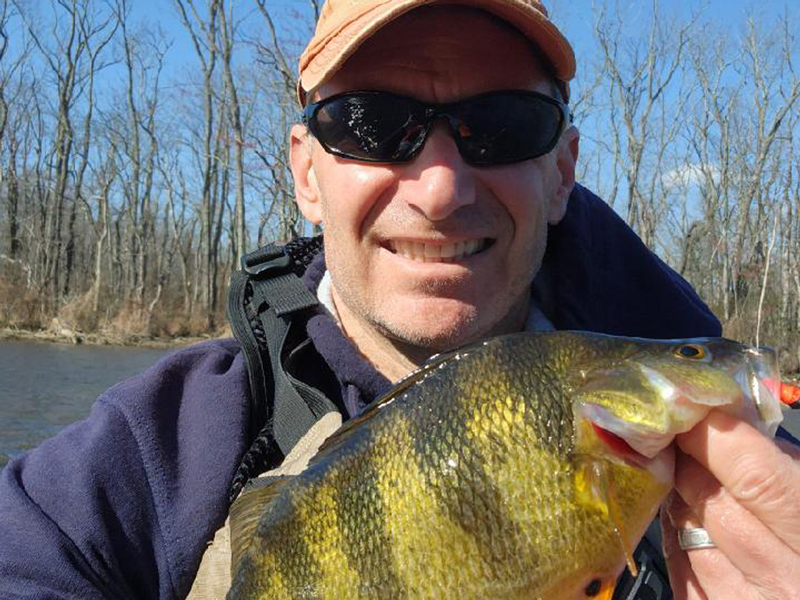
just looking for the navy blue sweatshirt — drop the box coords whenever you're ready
[0,185,724,598]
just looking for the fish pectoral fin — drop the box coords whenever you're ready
[576,460,638,578]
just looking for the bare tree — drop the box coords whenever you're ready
[62,2,117,298]
[217,0,246,266]
[88,144,116,313]
[14,0,117,306]
[0,0,33,262]
[174,0,224,329]
[252,0,312,241]
[593,0,697,249]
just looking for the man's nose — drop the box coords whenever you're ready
[400,124,476,221]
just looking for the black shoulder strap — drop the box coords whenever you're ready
[227,240,339,500]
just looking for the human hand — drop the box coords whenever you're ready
[660,411,800,600]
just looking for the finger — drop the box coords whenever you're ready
[776,437,800,461]
[664,492,751,600]
[673,451,800,597]
[665,490,764,600]
[676,411,800,550]
[660,499,709,600]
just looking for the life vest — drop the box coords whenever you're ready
[188,237,673,600]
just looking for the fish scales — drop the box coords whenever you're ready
[405,342,536,584]
[228,331,784,600]
[334,452,403,594]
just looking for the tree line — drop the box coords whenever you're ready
[0,0,798,372]
[0,0,317,337]
[570,2,800,372]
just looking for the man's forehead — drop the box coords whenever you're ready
[298,0,575,106]
[314,6,552,102]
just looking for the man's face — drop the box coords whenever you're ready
[291,6,578,356]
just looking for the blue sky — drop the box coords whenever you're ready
[551,0,789,95]
[14,0,789,105]
[7,0,795,249]
[119,0,788,90]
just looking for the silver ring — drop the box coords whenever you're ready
[678,527,716,551]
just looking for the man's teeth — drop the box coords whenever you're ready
[391,239,486,262]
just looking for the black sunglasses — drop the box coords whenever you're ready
[302,90,571,166]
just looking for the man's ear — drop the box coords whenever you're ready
[548,125,579,225]
[290,123,323,225]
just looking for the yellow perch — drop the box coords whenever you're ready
[227,331,783,600]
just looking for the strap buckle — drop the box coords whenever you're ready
[242,245,292,277]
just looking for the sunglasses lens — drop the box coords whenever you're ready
[310,94,426,162]
[451,93,564,164]
[307,91,566,165]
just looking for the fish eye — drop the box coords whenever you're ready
[674,344,708,360]
[584,578,602,597]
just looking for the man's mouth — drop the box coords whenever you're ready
[386,238,490,263]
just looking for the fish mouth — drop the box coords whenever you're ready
[581,404,676,483]
[580,344,785,455]
[581,403,675,461]
[580,344,786,480]
[384,238,492,263]
[590,422,651,467]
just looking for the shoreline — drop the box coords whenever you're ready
[0,327,211,349]
[2,327,797,379]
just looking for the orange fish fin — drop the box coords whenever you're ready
[583,577,616,600]
[782,382,800,408]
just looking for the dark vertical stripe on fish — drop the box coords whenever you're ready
[272,479,327,598]
[402,351,532,580]
[334,437,408,598]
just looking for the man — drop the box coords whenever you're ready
[1,1,798,599]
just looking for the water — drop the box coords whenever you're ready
[0,340,172,468]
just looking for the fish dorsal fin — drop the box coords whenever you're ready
[310,349,461,460]
[577,460,639,578]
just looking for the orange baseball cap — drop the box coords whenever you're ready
[297,0,576,106]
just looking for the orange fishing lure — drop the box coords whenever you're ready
[782,382,800,409]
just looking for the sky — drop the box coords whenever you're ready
[5,0,795,251]
[12,0,791,112]
[116,0,789,92]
